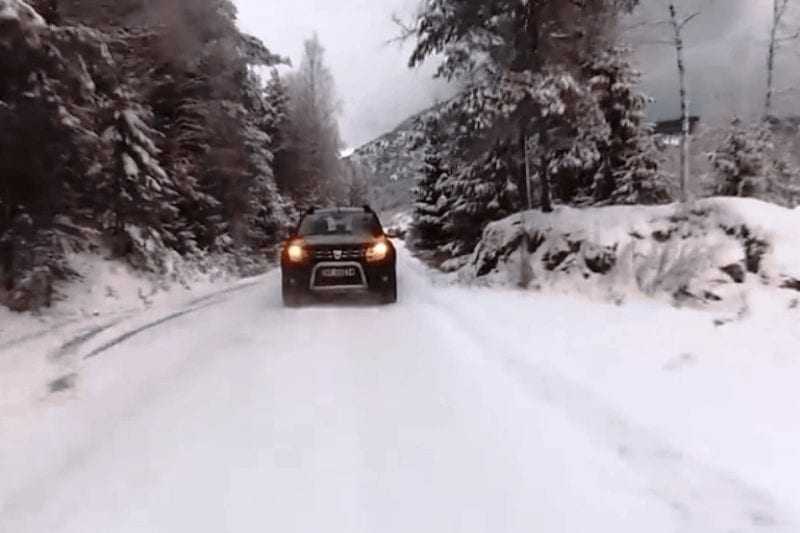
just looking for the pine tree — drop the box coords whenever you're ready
[263,69,290,156]
[412,117,452,251]
[446,142,520,256]
[405,0,644,256]
[0,1,101,228]
[97,93,179,263]
[240,71,290,250]
[712,121,773,198]
[264,69,297,200]
[141,1,289,253]
[340,158,370,206]
[0,0,113,308]
[585,49,670,205]
[0,0,298,310]
[282,33,344,203]
[711,119,800,206]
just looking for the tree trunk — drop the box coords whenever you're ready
[765,0,788,119]
[670,4,691,203]
[538,126,553,213]
[518,129,534,288]
[540,160,553,213]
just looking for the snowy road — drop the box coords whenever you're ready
[2,247,798,532]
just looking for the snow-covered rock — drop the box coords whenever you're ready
[0,0,46,48]
[384,210,414,239]
[462,197,800,306]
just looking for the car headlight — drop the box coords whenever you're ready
[286,242,306,262]
[367,240,390,262]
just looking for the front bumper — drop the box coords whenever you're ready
[282,260,395,293]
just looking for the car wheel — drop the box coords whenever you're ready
[282,284,304,307]
[380,275,397,304]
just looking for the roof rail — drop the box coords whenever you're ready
[305,206,317,215]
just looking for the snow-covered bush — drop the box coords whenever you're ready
[709,120,800,207]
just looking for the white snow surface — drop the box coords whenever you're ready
[1,244,799,532]
[465,197,800,306]
[0,251,247,417]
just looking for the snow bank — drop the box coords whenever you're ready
[3,250,243,327]
[0,251,254,411]
[462,197,800,306]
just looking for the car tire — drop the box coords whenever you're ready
[379,274,398,304]
[282,284,304,307]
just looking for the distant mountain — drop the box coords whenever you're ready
[346,104,442,213]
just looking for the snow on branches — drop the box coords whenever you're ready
[710,120,800,207]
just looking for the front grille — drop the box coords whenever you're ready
[310,263,367,290]
[313,271,364,287]
[313,248,364,261]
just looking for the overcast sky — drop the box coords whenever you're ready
[235,0,451,149]
[629,0,792,123]
[235,0,797,147]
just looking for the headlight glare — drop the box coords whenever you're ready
[287,243,305,262]
[367,240,389,262]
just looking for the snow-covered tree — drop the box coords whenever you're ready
[412,116,453,251]
[710,119,800,206]
[340,158,370,207]
[0,1,101,226]
[0,0,112,308]
[444,142,520,256]
[585,49,670,205]
[404,0,647,257]
[240,73,291,249]
[0,0,295,310]
[282,33,344,203]
[98,94,179,257]
[263,69,291,156]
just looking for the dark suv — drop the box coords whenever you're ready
[280,207,397,306]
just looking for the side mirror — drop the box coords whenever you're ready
[385,227,405,239]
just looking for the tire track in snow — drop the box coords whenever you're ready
[49,318,128,360]
[81,279,264,360]
[398,253,795,532]
[83,300,220,359]
[0,317,91,351]
[25,278,267,398]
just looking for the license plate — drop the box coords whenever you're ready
[320,267,357,279]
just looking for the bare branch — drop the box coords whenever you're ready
[678,12,701,30]
[636,38,676,46]
[776,0,791,20]
[619,19,672,34]
[775,29,800,42]
[385,12,416,46]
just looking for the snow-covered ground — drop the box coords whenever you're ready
[0,252,256,425]
[1,244,799,532]
[465,197,800,308]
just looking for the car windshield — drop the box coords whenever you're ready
[298,212,382,237]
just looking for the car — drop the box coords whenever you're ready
[280,206,397,306]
